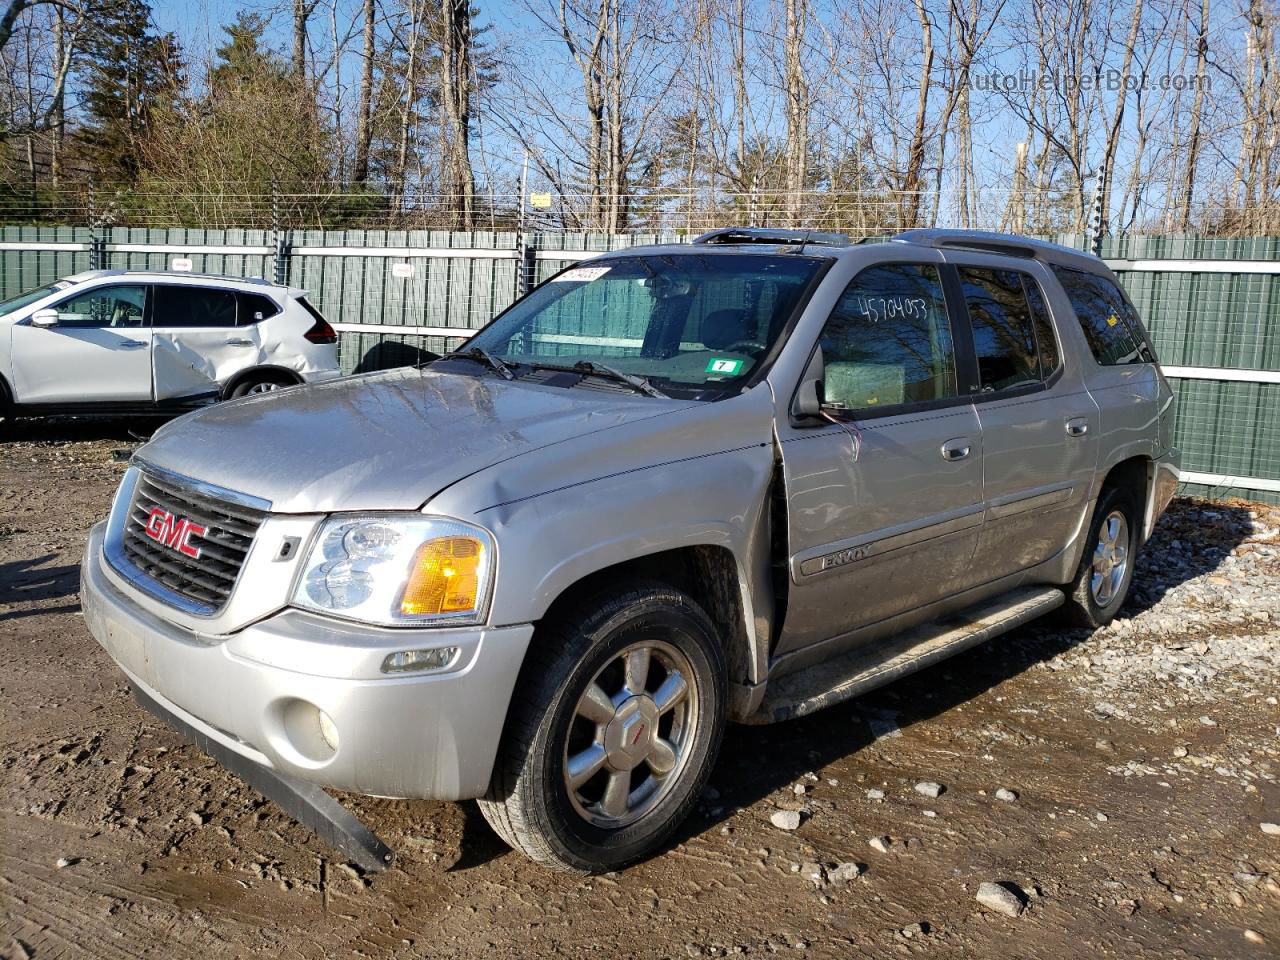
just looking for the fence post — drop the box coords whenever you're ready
[87,187,104,270]
[1088,183,1105,258]
[515,232,535,299]
[271,181,291,285]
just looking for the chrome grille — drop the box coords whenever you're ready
[121,469,268,612]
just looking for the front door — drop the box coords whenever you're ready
[773,260,985,659]
[11,284,152,404]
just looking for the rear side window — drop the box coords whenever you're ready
[1050,266,1149,365]
[152,285,238,328]
[819,263,957,411]
[957,267,1043,392]
[1022,275,1061,375]
[238,292,280,325]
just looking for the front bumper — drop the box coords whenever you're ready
[81,522,534,800]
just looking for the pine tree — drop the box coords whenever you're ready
[78,0,182,184]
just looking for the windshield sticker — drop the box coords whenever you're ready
[551,266,611,283]
[706,358,745,376]
[1106,312,1120,327]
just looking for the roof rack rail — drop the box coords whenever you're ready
[692,227,851,248]
[890,228,1087,261]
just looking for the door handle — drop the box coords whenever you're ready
[224,338,253,346]
[941,438,971,461]
[119,339,148,349]
[1065,417,1089,437]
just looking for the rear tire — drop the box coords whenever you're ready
[227,373,294,399]
[479,583,727,873]
[1060,485,1140,628]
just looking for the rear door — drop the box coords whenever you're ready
[773,257,985,659]
[943,256,1099,580]
[10,283,152,404]
[150,284,261,401]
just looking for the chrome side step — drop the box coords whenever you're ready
[747,586,1064,724]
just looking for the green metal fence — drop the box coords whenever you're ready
[2,226,1277,504]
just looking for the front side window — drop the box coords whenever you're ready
[958,267,1043,392]
[1051,266,1148,365]
[152,285,238,328]
[50,285,146,329]
[464,254,824,399]
[818,263,957,412]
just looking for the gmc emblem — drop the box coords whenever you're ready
[143,506,207,559]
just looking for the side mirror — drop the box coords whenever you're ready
[793,378,823,417]
[791,351,826,423]
[30,308,58,327]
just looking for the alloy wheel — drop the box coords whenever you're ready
[562,638,698,829]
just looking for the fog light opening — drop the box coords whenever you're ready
[275,698,339,764]
[381,646,461,675]
[318,709,339,751]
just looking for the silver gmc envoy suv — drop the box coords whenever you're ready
[81,228,1180,873]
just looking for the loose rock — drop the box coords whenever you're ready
[1260,822,1280,836]
[914,781,945,799]
[975,881,1025,918]
[995,788,1018,802]
[829,862,863,883]
[770,810,802,831]
[869,836,892,854]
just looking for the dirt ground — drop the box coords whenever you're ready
[1,420,1278,960]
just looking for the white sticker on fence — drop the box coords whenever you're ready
[391,263,415,279]
[170,257,193,272]
[551,266,611,283]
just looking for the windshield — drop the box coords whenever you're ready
[0,280,73,317]
[463,253,825,399]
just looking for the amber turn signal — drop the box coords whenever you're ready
[400,536,485,616]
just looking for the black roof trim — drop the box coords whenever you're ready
[692,227,852,248]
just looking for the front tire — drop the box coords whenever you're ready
[1061,485,1140,628]
[479,583,727,873]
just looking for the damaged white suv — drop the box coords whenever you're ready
[0,269,342,421]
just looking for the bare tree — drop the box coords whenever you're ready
[438,0,476,227]
[354,0,375,183]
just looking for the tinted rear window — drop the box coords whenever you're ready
[1051,266,1150,365]
[152,285,238,328]
[958,267,1042,392]
[238,292,280,324]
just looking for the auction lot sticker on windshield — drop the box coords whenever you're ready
[552,266,611,283]
[706,358,745,376]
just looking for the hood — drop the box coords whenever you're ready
[137,366,694,513]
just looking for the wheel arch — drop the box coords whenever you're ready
[1099,453,1153,538]
[220,364,303,399]
[530,543,767,721]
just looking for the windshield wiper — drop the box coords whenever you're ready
[524,360,668,398]
[574,361,668,398]
[442,346,516,380]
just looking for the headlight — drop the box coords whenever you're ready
[292,514,495,627]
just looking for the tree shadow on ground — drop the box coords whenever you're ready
[0,554,81,621]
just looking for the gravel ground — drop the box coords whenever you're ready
[1,421,1278,959]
